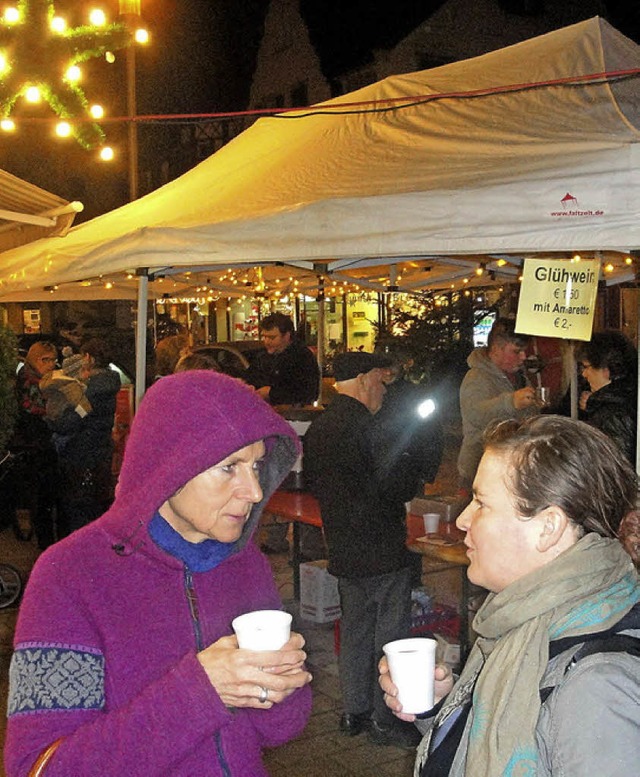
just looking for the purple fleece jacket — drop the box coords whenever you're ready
[5,371,311,777]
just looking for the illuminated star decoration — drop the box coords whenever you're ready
[0,0,131,148]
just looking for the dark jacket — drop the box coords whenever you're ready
[49,368,121,468]
[304,394,412,578]
[583,379,637,464]
[12,363,53,451]
[249,340,319,405]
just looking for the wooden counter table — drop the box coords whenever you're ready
[405,512,471,661]
[264,490,323,600]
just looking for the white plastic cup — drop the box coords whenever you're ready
[232,609,292,651]
[383,637,437,714]
[423,512,440,534]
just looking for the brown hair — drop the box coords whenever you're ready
[483,415,637,538]
[81,338,112,369]
[259,312,294,336]
[26,340,57,367]
[174,350,221,373]
[487,318,530,351]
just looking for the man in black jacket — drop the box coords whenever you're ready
[304,351,421,749]
[249,313,320,406]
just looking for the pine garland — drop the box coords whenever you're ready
[0,0,132,148]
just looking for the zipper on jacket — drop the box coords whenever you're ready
[183,566,232,777]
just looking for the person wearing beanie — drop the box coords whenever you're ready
[10,340,59,550]
[39,352,92,422]
[50,338,121,536]
[5,371,313,777]
[304,351,421,750]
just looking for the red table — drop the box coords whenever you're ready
[264,491,323,600]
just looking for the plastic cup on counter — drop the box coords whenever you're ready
[423,512,440,534]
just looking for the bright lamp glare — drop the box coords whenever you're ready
[417,399,436,419]
[24,86,41,103]
[134,28,149,44]
[4,7,20,23]
[66,65,81,82]
[0,53,7,74]
[90,104,104,119]
[105,51,116,63]
[50,16,66,32]
[99,146,114,161]
[55,121,72,138]
[89,9,107,26]
[1,118,16,132]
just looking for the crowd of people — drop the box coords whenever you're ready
[2,334,121,549]
[2,312,640,775]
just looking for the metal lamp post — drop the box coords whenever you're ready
[119,0,143,202]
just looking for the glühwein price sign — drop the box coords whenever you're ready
[515,258,599,341]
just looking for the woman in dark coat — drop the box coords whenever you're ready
[51,338,121,535]
[576,330,637,464]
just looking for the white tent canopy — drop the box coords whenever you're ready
[0,16,638,303]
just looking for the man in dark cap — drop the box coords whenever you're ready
[304,352,421,749]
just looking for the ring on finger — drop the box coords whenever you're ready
[258,686,269,703]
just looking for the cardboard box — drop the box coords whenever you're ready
[435,633,461,668]
[300,560,342,623]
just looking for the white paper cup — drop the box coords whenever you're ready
[232,609,292,651]
[383,637,437,714]
[423,512,440,534]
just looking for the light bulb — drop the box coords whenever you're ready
[66,65,81,82]
[0,53,8,74]
[89,9,107,26]
[4,7,20,24]
[50,16,66,32]
[99,146,115,161]
[1,118,16,132]
[90,104,104,119]
[135,28,149,44]
[105,51,116,64]
[55,121,72,138]
[25,86,41,103]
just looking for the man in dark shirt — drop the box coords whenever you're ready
[250,313,319,406]
[304,351,421,749]
[249,313,321,553]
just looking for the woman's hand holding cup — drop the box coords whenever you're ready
[197,632,312,709]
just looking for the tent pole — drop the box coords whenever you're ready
[569,340,578,420]
[316,276,325,378]
[135,269,149,412]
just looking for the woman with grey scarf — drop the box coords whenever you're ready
[380,415,640,776]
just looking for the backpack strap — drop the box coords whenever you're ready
[540,607,640,704]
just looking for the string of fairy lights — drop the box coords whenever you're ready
[0,0,149,159]
[37,251,637,307]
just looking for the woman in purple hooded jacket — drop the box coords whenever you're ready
[5,371,313,776]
